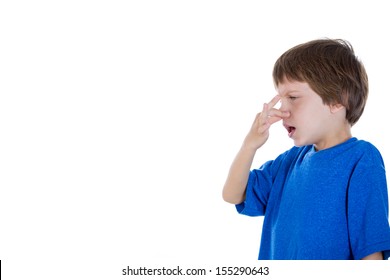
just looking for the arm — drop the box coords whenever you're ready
[222,95,289,204]
[361,252,383,260]
[221,145,257,204]
[347,146,390,260]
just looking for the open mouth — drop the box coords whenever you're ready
[284,124,296,137]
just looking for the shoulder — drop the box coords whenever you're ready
[268,145,312,170]
[347,139,386,192]
[350,139,384,165]
[278,145,312,160]
[353,138,380,151]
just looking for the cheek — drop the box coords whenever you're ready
[302,106,330,126]
[290,103,306,118]
[294,106,319,125]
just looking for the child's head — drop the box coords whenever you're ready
[272,38,368,126]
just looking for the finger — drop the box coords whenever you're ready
[268,115,283,125]
[267,95,281,109]
[257,103,268,122]
[266,106,289,124]
[268,108,290,118]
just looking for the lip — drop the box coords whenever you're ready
[283,123,296,138]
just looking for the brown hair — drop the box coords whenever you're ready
[273,39,368,126]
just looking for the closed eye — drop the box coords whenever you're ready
[288,96,298,101]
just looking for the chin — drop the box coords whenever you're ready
[293,142,305,147]
[292,138,312,147]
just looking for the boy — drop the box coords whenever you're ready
[222,39,390,260]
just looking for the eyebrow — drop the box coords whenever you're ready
[279,90,301,97]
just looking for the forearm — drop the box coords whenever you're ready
[222,145,257,204]
[361,252,383,260]
[222,96,288,205]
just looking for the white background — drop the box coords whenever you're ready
[1,0,390,279]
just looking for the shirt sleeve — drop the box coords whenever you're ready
[235,161,273,216]
[347,146,390,260]
[235,148,290,216]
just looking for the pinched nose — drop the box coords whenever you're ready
[278,100,289,111]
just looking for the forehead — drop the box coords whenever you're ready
[277,79,314,96]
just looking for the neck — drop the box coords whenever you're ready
[314,124,352,151]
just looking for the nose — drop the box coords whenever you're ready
[277,100,291,120]
[279,98,290,115]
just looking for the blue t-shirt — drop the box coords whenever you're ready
[236,137,390,260]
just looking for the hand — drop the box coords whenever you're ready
[243,95,289,150]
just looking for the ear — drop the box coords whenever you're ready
[329,103,345,114]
